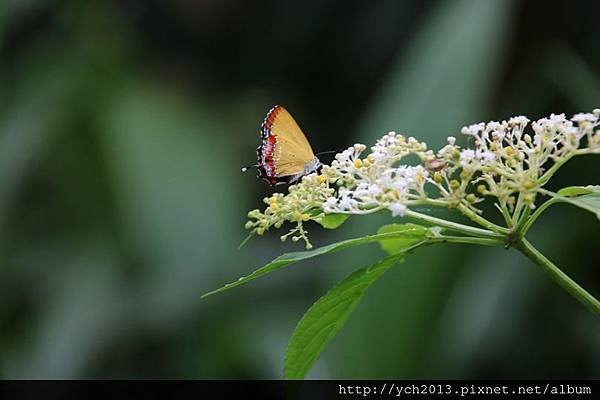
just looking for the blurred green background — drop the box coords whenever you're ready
[0,0,599,379]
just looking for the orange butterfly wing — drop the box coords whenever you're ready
[257,105,318,184]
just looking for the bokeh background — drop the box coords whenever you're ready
[0,0,599,379]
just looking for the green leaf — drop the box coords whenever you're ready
[557,185,598,197]
[284,254,403,379]
[201,225,432,298]
[552,186,600,219]
[315,213,350,229]
[377,223,431,255]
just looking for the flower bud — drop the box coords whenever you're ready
[522,179,536,190]
[507,196,516,207]
[523,193,535,204]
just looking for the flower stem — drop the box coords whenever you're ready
[456,203,511,234]
[432,235,505,247]
[520,186,579,236]
[405,209,505,239]
[537,148,589,186]
[418,198,510,234]
[515,237,600,317]
[497,202,514,228]
[511,193,525,226]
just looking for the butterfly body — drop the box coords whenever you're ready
[256,105,321,185]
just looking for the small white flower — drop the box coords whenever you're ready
[338,195,356,211]
[571,113,598,124]
[487,121,502,131]
[323,197,338,213]
[494,130,506,140]
[437,144,455,158]
[508,116,530,126]
[391,178,409,192]
[370,149,386,161]
[338,187,351,197]
[413,165,428,177]
[388,202,407,217]
[481,150,495,162]
[335,147,354,162]
[460,149,475,162]
[353,143,367,153]
[367,183,382,196]
[461,123,485,137]
[353,182,371,198]
[447,136,456,145]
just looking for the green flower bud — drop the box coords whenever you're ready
[466,194,478,203]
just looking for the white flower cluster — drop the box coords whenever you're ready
[434,109,600,212]
[245,109,600,248]
[321,134,431,217]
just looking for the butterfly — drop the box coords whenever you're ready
[246,105,322,185]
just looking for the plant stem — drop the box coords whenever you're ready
[418,198,511,234]
[515,238,600,317]
[520,200,554,235]
[497,202,514,228]
[521,187,571,235]
[511,193,524,226]
[537,148,589,186]
[513,203,531,233]
[405,209,505,239]
[432,235,505,247]
[456,203,511,234]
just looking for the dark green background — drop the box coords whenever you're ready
[0,0,598,378]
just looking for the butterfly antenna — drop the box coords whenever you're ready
[315,148,344,157]
[241,164,258,173]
